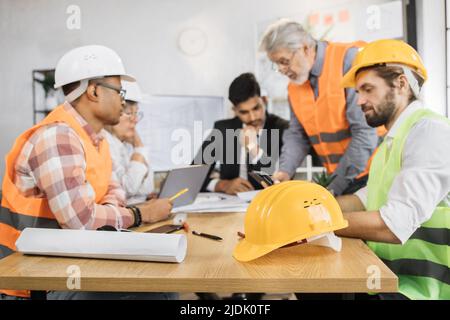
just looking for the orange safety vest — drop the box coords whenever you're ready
[0,104,112,298]
[288,41,386,177]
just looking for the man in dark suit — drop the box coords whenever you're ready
[194,73,289,194]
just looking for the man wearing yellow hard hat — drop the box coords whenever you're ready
[334,39,450,300]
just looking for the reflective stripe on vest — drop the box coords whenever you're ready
[366,108,450,300]
[0,244,14,259]
[0,104,113,298]
[0,205,60,231]
[308,128,352,144]
[318,154,343,165]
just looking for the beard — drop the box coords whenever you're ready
[362,89,396,128]
[286,60,311,85]
[289,69,310,85]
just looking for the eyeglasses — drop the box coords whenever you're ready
[95,82,127,100]
[122,110,144,122]
[271,49,299,73]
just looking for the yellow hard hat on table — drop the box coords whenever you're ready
[341,39,427,88]
[233,181,348,262]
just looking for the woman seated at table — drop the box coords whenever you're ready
[104,80,154,205]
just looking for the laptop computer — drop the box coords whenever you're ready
[158,164,210,207]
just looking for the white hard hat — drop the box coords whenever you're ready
[54,45,135,102]
[122,80,144,103]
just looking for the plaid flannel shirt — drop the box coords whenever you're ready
[13,102,133,230]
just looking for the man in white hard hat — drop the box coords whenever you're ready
[0,45,174,300]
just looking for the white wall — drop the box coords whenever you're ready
[416,0,447,116]
[0,0,407,183]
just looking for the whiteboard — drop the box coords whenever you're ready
[136,95,225,171]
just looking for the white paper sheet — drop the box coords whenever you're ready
[171,193,249,213]
[237,190,261,202]
[15,228,187,263]
[306,232,342,252]
[181,206,248,213]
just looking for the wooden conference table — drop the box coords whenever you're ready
[0,212,398,297]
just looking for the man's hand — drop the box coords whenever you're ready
[131,152,147,164]
[272,171,290,184]
[130,130,147,165]
[215,178,254,195]
[137,198,172,224]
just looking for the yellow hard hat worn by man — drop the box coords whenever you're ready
[341,39,427,92]
[233,181,348,262]
[336,39,449,300]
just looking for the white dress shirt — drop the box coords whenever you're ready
[105,131,154,205]
[207,125,264,192]
[355,101,450,243]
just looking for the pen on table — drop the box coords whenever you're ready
[192,230,223,241]
[169,188,189,202]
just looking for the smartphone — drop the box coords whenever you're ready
[146,224,183,234]
[248,171,274,187]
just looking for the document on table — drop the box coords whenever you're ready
[171,193,249,213]
[236,190,261,202]
[16,228,187,263]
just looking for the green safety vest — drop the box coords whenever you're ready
[366,108,450,300]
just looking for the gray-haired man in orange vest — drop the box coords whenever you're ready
[260,19,383,195]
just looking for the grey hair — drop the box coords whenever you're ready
[259,18,316,53]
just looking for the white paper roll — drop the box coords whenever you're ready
[16,228,187,263]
